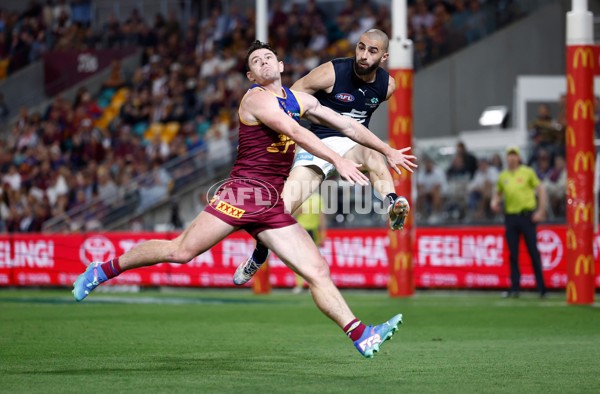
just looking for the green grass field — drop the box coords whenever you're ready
[1,289,599,393]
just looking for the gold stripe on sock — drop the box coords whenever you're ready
[345,320,361,335]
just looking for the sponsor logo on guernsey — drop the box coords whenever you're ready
[365,97,379,108]
[214,201,245,219]
[335,93,355,102]
[296,152,314,161]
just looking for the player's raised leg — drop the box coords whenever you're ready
[344,145,410,230]
[256,224,402,358]
[282,165,325,214]
[233,165,324,285]
[73,211,237,301]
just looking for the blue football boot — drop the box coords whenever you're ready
[354,314,403,358]
[72,262,107,302]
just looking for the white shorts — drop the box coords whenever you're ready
[292,136,358,177]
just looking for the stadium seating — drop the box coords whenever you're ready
[0,0,543,233]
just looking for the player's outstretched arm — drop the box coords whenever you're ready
[242,89,369,186]
[291,62,335,94]
[299,91,417,175]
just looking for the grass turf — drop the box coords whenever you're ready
[0,289,599,393]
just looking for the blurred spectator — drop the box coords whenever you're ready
[428,2,452,61]
[528,104,562,163]
[137,159,173,211]
[465,0,487,43]
[412,0,435,32]
[102,60,126,90]
[467,158,499,220]
[46,165,69,207]
[445,154,471,220]
[3,164,21,191]
[269,0,287,29]
[531,148,553,182]
[206,119,232,164]
[29,30,47,62]
[96,165,117,202]
[544,153,566,217]
[455,141,477,178]
[446,154,471,181]
[449,0,469,49]
[70,0,92,26]
[490,153,503,172]
[145,133,170,162]
[417,155,447,222]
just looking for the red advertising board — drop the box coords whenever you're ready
[0,226,598,289]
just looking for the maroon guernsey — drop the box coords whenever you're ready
[205,84,305,237]
[231,83,303,193]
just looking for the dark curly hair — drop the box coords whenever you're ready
[244,40,278,72]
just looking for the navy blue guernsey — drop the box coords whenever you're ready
[310,57,389,139]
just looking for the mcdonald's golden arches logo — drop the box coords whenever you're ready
[575,254,595,276]
[566,180,576,199]
[566,229,577,250]
[389,275,398,294]
[393,116,411,135]
[574,202,593,224]
[394,252,411,270]
[566,126,575,147]
[388,230,397,249]
[389,96,397,113]
[567,74,575,95]
[573,47,595,69]
[573,99,594,120]
[396,72,412,89]
[574,151,595,172]
[566,281,577,302]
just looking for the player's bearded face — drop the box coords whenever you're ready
[354,56,381,75]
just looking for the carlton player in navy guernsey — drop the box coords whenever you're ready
[72,41,415,358]
[236,30,414,287]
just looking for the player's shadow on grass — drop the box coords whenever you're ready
[20,353,359,376]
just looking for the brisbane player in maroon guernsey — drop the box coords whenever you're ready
[72,41,416,358]
[236,29,411,287]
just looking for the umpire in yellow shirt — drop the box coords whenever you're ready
[490,146,548,298]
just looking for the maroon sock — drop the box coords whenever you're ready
[343,318,366,341]
[100,257,122,279]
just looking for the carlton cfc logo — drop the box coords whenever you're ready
[537,230,563,270]
[79,235,116,266]
[335,93,354,102]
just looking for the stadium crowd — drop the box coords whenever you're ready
[0,0,522,77]
[416,94,600,225]
[0,0,545,232]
